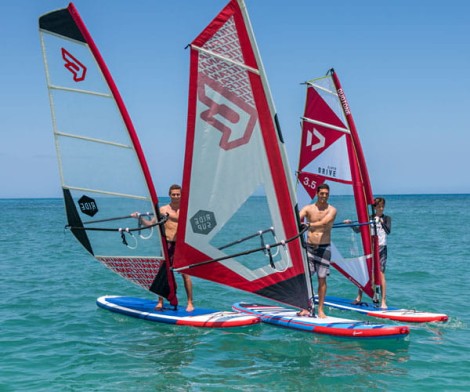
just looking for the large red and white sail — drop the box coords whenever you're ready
[39,3,177,305]
[297,69,380,298]
[174,0,312,309]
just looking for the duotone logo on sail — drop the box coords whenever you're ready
[306,128,325,152]
[337,88,351,115]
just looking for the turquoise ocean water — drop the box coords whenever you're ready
[1,195,469,391]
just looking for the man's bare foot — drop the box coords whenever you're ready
[317,310,327,319]
[186,303,194,312]
[296,309,311,317]
[380,302,387,309]
[154,301,163,311]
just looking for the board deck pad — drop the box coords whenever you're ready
[233,302,410,339]
[97,296,260,328]
[320,296,449,323]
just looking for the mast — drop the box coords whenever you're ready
[329,68,381,294]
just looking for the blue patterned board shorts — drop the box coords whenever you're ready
[379,245,388,273]
[306,244,331,279]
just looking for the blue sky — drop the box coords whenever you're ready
[1,0,469,198]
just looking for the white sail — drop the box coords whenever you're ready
[39,4,177,304]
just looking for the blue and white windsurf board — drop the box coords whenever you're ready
[97,296,260,328]
[233,302,409,339]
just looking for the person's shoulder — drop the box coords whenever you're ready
[160,204,170,212]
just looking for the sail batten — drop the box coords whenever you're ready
[301,117,350,133]
[63,185,151,200]
[49,84,113,98]
[307,83,337,95]
[191,45,260,75]
[56,132,133,148]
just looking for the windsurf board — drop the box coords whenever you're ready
[320,296,448,323]
[233,302,410,339]
[97,296,260,328]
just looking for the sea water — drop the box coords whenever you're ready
[0,195,469,391]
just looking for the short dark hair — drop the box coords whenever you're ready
[168,184,181,195]
[317,183,330,193]
[374,197,385,206]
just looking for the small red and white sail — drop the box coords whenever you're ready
[297,69,380,298]
[39,3,177,305]
[174,0,313,310]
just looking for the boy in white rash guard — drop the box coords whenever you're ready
[353,197,391,309]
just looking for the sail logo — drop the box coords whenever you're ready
[317,166,337,178]
[197,73,258,151]
[190,210,216,235]
[61,48,87,82]
[307,128,325,152]
[78,195,98,217]
[337,88,351,115]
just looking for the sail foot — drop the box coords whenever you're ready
[256,274,310,309]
